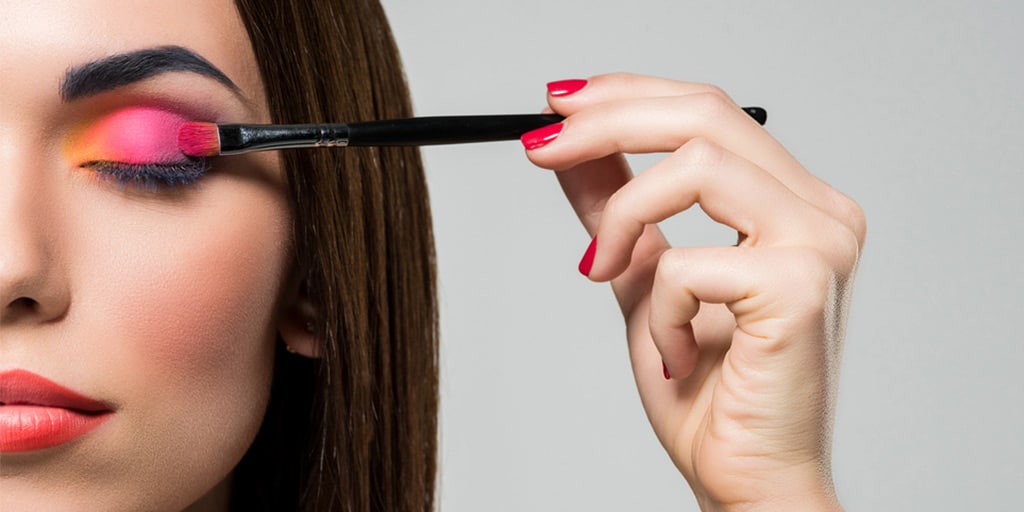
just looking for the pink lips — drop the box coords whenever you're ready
[0,369,113,452]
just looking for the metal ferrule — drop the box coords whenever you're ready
[218,124,351,155]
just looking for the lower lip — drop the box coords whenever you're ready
[0,405,112,452]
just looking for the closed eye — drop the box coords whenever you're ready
[82,158,210,191]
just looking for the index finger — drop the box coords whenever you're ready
[540,74,864,247]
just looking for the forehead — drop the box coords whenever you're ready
[0,0,263,111]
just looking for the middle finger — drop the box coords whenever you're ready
[587,138,834,282]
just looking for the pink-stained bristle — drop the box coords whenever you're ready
[177,122,220,157]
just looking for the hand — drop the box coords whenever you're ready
[523,74,865,510]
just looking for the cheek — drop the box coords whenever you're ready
[114,216,286,373]
[108,195,289,404]
[69,171,292,502]
[115,229,282,381]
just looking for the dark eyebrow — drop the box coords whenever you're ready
[60,45,242,102]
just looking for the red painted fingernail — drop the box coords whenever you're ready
[578,236,597,276]
[547,79,588,97]
[520,123,563,150]
[663,361,672,380]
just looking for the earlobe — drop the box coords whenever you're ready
[277,297,322,358]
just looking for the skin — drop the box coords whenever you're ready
[0,1,305,510]
[0,1,863,511]
[526,75,864,510]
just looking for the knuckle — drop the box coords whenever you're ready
[782,248,835,314]
[835,195,867,248]
[832,222,863,271]
[689,91,735,122]
[677,137,726,171]
[694,83,734,103]
[599,189,636,233]
[655,248,688,282]
[812,221,862,277]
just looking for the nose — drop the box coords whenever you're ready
[0,145,71,326]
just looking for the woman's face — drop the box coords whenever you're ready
[1,1,293,509]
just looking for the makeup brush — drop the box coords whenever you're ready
[177,108,768,157]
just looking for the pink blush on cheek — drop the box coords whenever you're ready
[72,107,192,164]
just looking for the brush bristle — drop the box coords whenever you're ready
[177,122,220,157]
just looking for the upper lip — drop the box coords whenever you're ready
[0,369,112,413]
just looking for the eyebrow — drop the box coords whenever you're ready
[60,45,243,102]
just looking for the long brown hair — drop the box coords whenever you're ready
[229,1,438,510]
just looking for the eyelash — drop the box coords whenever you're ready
[82,158,211,191]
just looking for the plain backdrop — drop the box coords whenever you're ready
[379,1,1023,510]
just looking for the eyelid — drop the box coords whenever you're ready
[82,158,211,190]
[67,107,196,165]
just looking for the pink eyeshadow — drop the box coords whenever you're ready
[73,107,192,164]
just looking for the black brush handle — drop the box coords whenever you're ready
[346,107,765,146]
[219,108,766,153]
[743,106,767,125]
[345,114,566,146]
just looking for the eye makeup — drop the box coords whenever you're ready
[66,106,210,189]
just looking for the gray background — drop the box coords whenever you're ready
[380,1,1023,510]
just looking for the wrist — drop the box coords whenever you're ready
[704,490,842,512]
[694,463,842,512]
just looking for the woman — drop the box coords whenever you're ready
[0,0,863,511]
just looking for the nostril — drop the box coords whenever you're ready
[4,296,40,317]
[1,287,71,324]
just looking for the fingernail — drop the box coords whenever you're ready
[662,361,672,380]
[521,123,563,150]
[578,236,597,276]
[547,79,588,97]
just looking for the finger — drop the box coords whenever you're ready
[586,138,841,282]
[531,94,816,203]
[648,255,700,380]
[634,246,833,425]
[527,94,765,171]
[554,153,633,235]
[546,73,738,116]
[553,154,673,311]
[536,77,864,244]
[542,74,774,178]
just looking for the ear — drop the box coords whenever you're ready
[277,282,322,359]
